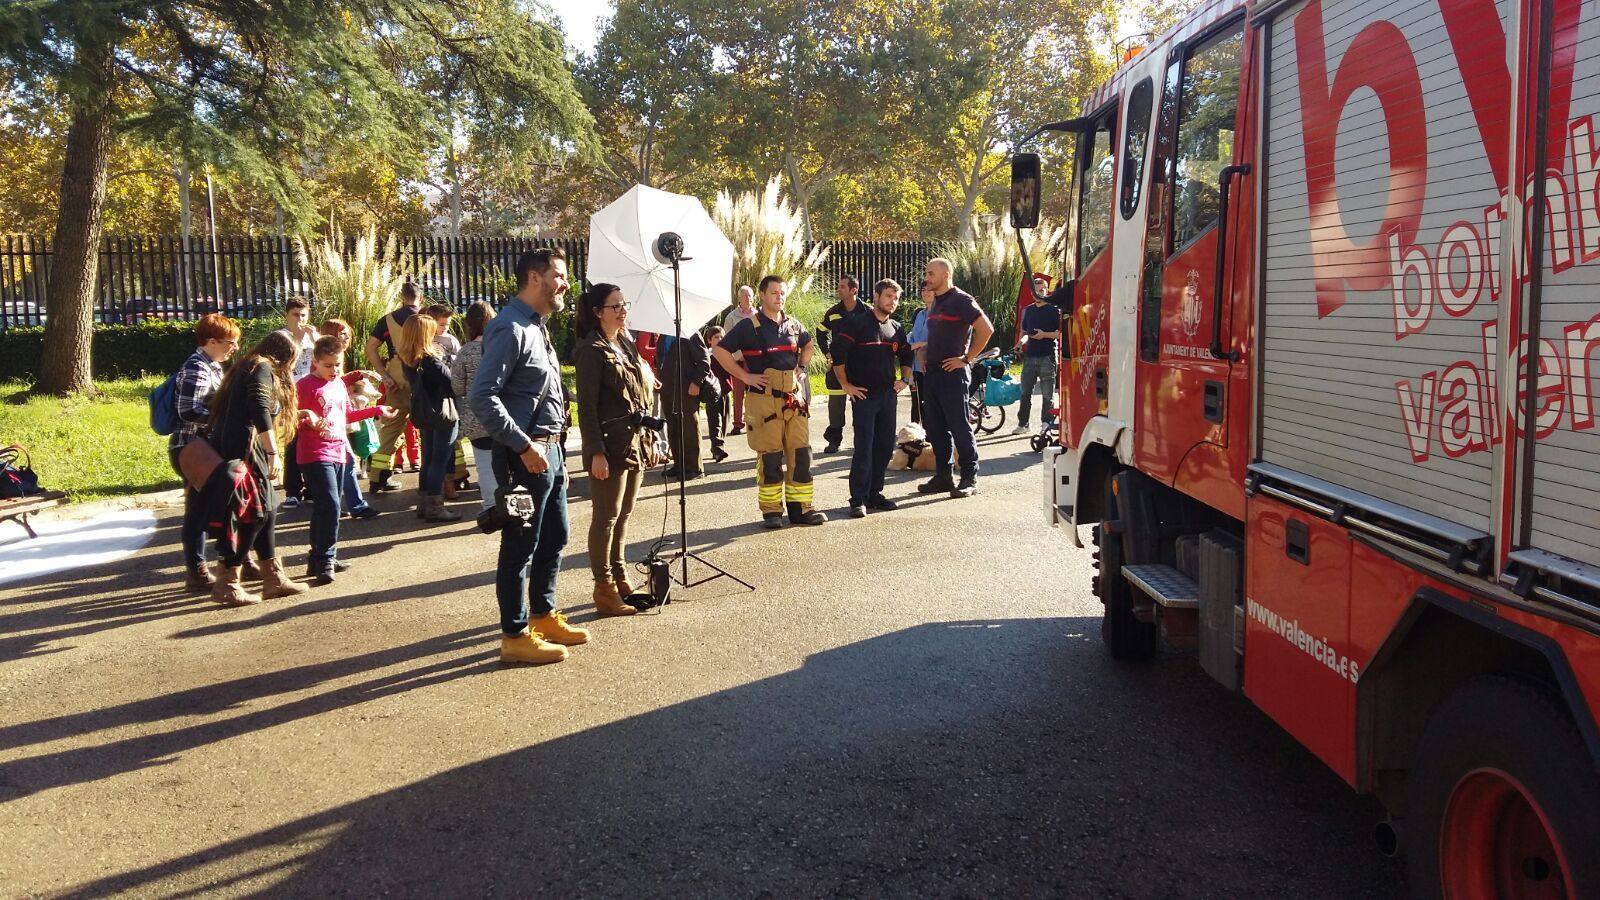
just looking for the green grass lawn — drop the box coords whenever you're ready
[0,377,179,502]
[0,364,944,502]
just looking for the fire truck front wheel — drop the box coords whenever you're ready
[1092,519,1156,660]
[1405,675,1600,899]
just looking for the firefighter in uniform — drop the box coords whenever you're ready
[712,275,828,529]
[816,274,871,453]
[362,282,424,492]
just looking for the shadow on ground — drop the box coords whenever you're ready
[44,618,1404,897]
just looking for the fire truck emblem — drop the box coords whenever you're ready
[1180,269,1203,339]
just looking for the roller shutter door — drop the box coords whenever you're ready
[1528,1,1600,568]
[1259,0,1509,531]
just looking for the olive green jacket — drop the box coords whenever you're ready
[572,329,655,470]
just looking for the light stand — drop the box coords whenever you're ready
[658,237,754,594]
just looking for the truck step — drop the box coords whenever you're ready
[1121,564,1200,610]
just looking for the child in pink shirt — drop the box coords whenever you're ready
[297,336,393,583]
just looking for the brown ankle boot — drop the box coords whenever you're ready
[593,580,638,616]
[615,575,637,598]
[260,557,310,599]
[185,564,216,592]
[422,494,461,522]
[211,564,262,607]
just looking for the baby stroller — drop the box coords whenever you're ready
[1030,417,1060,453]
[965,348,1019,436]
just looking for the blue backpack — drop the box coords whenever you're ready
[149,371,181,436]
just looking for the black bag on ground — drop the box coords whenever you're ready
[0,445,41,498]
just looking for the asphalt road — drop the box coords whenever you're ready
[0,399,1406,897]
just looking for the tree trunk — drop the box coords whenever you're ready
[784,151,815,244]
[446,144,463,238]
[38,39,115,396]
[177,162,193,302]
[956,119,995,241]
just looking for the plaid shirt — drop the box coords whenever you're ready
[170,349,224,451]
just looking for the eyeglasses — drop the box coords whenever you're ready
[602,302,631,311]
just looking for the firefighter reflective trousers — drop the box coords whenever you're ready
[369,358,413,477]
[744,368,814,514]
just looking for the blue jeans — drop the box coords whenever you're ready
[1018,354,1058,428]
[848,388,897,506]
[304,461,343,571]
[472,443,500,512]
[493,443,569,635]
[924,368,978,480]
[419,424,458,495]
[342,450,371,512]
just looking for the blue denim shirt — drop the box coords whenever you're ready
[910,309,929,374]
[468,296,565,452]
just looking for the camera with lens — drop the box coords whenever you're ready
[475,484,539,534]
[603,408,667,433]
[626,409,667,432]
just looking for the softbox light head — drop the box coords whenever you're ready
[653,232,685,264]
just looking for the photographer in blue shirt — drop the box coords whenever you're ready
[1015,276,1062,434]
[469,248,589,666]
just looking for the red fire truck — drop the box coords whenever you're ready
[1013,0,1600,892]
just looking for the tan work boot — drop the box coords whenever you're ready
[529,610,590,645]
[260,557,310,598]
[615,575,638,598]
[593,580,638,617]
[211,563,262,607]
[500,629,568,665]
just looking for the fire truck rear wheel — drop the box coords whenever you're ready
[1092,520,1156,660]
[1405,675,1600,899]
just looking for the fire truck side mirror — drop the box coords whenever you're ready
[1010,153,1042,229]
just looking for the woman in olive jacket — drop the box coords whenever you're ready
[573,282,658,616]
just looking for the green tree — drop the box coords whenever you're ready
[711,0,909,243]
[578,0,718,196]
[0,0,588,395]
[384,0,596,237]
[905,0,1119,240]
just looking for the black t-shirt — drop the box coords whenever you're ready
[925,287,982,365]
[720,311,811,374]
[371,305,417,358]
[833,313,915,391]
[1021,303,1062,358]
[818,298,871,357]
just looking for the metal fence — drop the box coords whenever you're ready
[0,234,942,328]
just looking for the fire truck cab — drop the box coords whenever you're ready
[1021,0,1600,892]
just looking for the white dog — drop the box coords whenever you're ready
[890,422,941,471]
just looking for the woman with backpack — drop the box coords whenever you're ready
[204,330,312,605]
[399,314,461,523]
[169,313,241,591]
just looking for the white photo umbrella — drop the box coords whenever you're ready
[585,184,735,336]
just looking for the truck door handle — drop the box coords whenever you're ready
[1094,367,1107,399]
[1210,163,1250,363]
[1286,519,1310,565]
[1203,380,1223,422]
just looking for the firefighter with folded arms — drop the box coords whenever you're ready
[712,274,827,529]
[832,278,916,518]
[816,274,872,454]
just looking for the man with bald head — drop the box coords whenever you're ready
[916,257,994,498]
